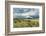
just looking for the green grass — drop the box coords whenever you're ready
[13,18,39,28]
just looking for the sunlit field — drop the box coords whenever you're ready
[13,18,39,28]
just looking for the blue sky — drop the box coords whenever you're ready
[13,8,39,18]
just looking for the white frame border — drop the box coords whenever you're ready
[10,5,42,32]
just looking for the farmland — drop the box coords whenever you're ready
[13,18,39,28]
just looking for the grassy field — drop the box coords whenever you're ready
[13,18,39,28]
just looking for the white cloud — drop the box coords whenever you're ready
[13,8,39,18]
